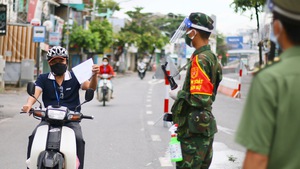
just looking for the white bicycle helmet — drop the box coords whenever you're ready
[47,46,69,61]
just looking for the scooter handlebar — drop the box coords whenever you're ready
[81,115,94,120]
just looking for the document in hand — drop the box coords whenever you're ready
[72,58,94,84]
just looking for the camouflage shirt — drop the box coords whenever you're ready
[171,45,222,137]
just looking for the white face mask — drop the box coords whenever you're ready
[103,62,108,65]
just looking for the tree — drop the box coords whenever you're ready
[151,13,185,38]
[115,7,170,57]
[68,22,101,52]
[216,33,228,66]
[89,19,113,53]
[93,0,120,17]
[231,0,266,32]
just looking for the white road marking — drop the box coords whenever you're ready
[159,147,173,167]
[146,111,152,115]
[148,79,164,85]
[159,157,173,167]
[0,118,11,124]
[151,135,161,141]
[146,99,151,102]
[147,121,154,125]
[146,104,152,108]
[217,125,236,135]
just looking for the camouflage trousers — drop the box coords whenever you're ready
[176,136,214,169]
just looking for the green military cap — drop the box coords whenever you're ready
[271,0,300,21]
[188,12,214,32]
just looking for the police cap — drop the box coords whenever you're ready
[272,0,300,21]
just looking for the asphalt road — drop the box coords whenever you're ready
[0,70,252,169]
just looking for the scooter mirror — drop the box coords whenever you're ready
[85,88,94,102]
[27,82,36,96]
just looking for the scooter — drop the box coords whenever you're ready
[97,74,113,106]
[22,82,94,169]
[137,61,147,80]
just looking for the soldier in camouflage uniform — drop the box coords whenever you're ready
[169,12,222,169]
[235,0,300,168]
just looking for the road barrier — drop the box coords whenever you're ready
[218,60,243,98]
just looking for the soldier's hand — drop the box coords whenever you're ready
[169,85,181,100]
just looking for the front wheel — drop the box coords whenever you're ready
[103,89,106,106]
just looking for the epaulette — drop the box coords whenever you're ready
[252,57,281,76]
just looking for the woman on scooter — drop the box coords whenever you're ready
[98,56,115,98]
[21,46,99,169]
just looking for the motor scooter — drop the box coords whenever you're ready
[97,73,113,106]
[137,61,147,80]
[22,82,94,169]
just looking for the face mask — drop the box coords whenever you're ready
[50,63,67,76]
[270,25,280,49]
[270,20,282,50]
[103,62,108,65]
[185,30,196,47]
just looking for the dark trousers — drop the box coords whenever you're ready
[27,121,85,169]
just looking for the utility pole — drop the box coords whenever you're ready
[66,0,70,52]
[92,0,96,21]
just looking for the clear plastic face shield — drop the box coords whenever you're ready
[170,17,191,43]
[169,17,212,43]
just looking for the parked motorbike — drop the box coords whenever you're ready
[97,74,113,106]
[137,61,147,80]
[22,82,94,169]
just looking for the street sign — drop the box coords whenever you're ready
[33,26,46,42]
[226,36,244,49]
[49,32,60,46]
[0,4,7,36]
[30,18,41,26]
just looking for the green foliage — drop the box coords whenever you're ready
[216,33,228,65]
[89,19,113,51]
[231,0,265,14]
[67,19,113,53]
[115,7,175,55]
[95,0,120,15]
[69,23,101,51]
[231,0,266,31]
[151,13,185,38]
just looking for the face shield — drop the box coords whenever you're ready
[170,17,212,43]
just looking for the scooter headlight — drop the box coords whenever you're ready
[47,109,66,120]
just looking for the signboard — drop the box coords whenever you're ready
[30,18,41,26]
[49,32,60,46]
[33,26,46,42]
[226,36,243,49]
[0,4,7,36]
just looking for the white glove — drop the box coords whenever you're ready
[169,85,181,100]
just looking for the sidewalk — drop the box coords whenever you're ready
[0,85,27,121]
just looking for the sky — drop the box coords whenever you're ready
[113,0,259,35]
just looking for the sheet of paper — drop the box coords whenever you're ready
[72,58,94,84]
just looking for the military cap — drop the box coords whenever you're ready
[188,12,214,32]
[271,0,300,21]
